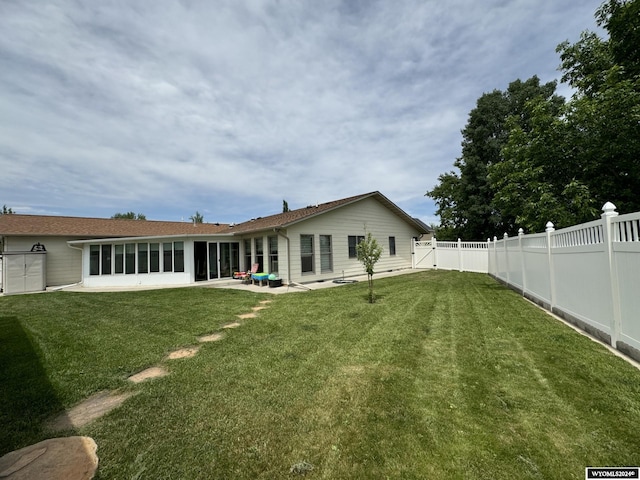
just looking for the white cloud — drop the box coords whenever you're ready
[0,0,604,222]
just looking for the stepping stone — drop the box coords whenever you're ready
[259,300,272,305]
[167,347,199,360]
[222,322,241,329]
[252,306,268,311]
[237,313,256,319]
[45,391,135,432]
[198,333,224,343]
[0,436,98,480]
[128,366,169,384]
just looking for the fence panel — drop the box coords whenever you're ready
[521,234,551,307]
[612,212,640,356]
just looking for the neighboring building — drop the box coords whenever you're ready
[0,191,431,291]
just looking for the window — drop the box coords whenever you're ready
[90,245,100,275]
[243,239,252,271]
[255,237,264,272]
[301,234,314,274]
[163,243,173,272]
[389,236,396,256]
[115,245,124,274]
[174,242,185,272]
[150,243,160,273]
[320,235,332,273]
[348,235,365,258]
[138,243,148,274]
[268,236,278,273]
[101,245,112,275]
[125,243,136,274]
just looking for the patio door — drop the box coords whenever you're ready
[208,243,218,279]
[195,242,240,280]
[219,242,240,278]
[194,241,207,282]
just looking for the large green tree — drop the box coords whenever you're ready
[429,0,640,237]
[427,76,563,239]
[490,0,640,231]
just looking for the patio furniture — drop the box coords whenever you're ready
[251,272,269,286]
[238,264,259,284]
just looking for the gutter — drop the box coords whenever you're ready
[274,228,291,285]
[66,242,85,288]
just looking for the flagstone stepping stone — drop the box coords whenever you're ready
[128,366,169,384]
[222,321,241,329]
[0,436,98,480]
[198,333,224,343]
[252,306,268,311]
[45,391,135,432]
[259,300,272,305]
[237,313,256,319]
[167,346,199,360]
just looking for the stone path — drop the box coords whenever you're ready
[0,437,98,480]
[3,299,274,479]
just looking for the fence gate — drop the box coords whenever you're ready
[413,240,435,269]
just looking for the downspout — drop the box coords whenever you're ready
[65,242,85,289]
[274,228,291,285]
[274,228,311,291]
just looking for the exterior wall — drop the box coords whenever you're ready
[284,197,421,284]
[81,237,193,288]
[3,235,83,287]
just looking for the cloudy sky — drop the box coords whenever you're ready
[0,0,604,224]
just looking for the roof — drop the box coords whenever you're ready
[230,191,429,234]
[0,214,231,238]
[0,191,429,239]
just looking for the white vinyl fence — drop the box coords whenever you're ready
[412,239,488,273]
[414,202,640,363]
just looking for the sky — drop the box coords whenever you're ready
[0,0,605,225]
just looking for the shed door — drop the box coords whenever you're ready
[3,253,46,294]
[25,254,45,292]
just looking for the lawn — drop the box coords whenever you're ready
[1,271,640,479]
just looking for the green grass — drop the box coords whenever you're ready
[2,271,640,479]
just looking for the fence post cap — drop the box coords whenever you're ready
[601,201,618,216]
[493,236,498,241]
[545,222,555,232]
[518,228,524,235]
[503,232,508,238]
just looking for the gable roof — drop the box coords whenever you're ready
[0,214,231,238]
[229,191,428,234]
[0,192,428,240]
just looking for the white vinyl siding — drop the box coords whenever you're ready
[2,236,84,287]
[285,197,421,284]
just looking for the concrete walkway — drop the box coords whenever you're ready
[57,269,417,294]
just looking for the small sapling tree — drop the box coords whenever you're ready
[356,232,383,303]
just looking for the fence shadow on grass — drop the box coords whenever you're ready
[0,316,69,455]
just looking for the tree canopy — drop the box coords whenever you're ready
[1,205,14,215]
[428,0,640,239]
[189,211,204,224]
[112,212,146,220]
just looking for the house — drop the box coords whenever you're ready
[0,191,431,292]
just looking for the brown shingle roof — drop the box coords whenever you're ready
[229,191,428,234]
[0,192,428,239]
[0,214,231,238]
